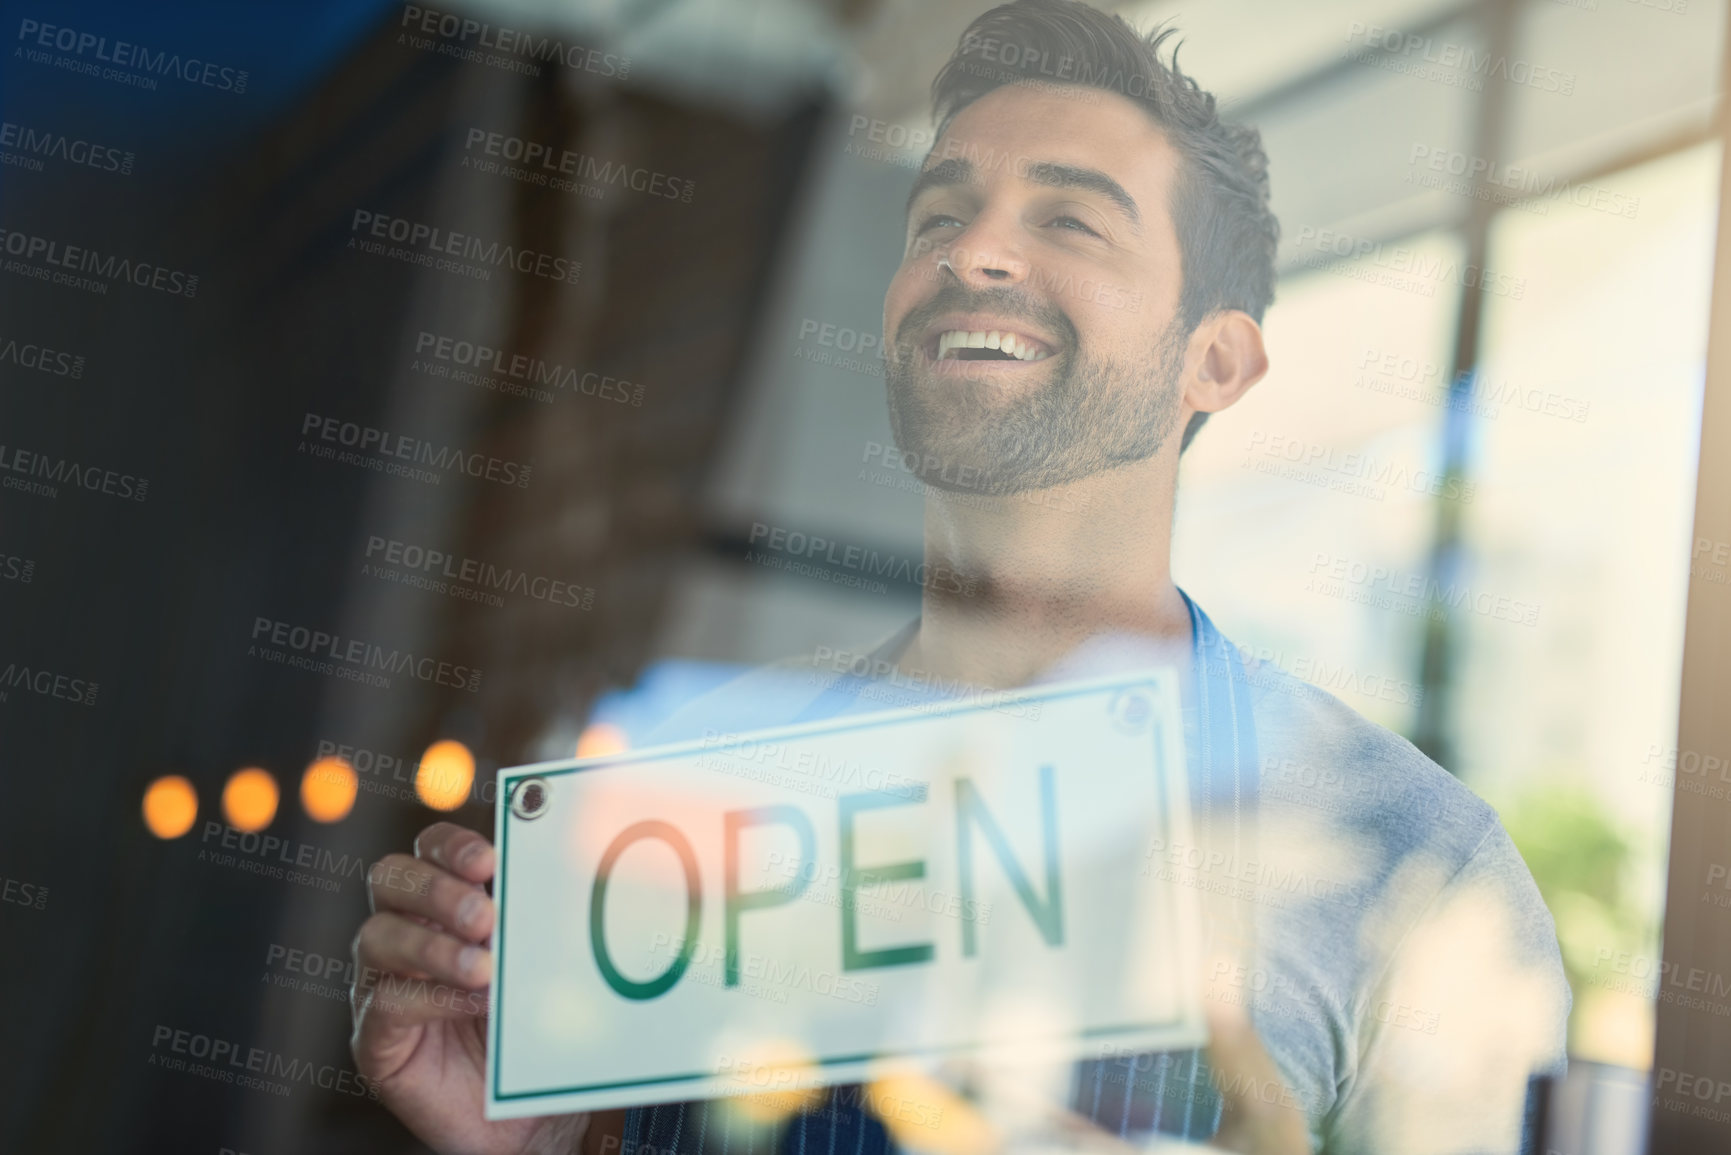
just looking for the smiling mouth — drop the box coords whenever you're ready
[930,329,1053,363]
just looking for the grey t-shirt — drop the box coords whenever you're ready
[1201,649,1569,1151]
[626,600,1569,1154]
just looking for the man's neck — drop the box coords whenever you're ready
[901,455,1192,688]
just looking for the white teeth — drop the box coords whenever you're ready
[934,329,1050,362]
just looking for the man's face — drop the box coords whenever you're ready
[883,84,1191,495]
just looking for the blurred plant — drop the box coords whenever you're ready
[1494,780,1658,1057]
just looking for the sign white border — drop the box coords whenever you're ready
[485,669,1202,1118]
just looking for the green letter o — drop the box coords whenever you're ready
[590,820,702,1000]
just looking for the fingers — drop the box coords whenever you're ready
[352,971,488,1038]
[355,910,492,992]
[351,824,498,1088]
[349,909,493,1082]
[367,852,495,941]
[368,820,496,938]
[350,975,485,1086]
[414,821,496,883]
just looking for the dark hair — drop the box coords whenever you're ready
[929,0,1278,451]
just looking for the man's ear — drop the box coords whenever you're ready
[1183,310,1268,416]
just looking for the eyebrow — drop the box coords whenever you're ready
[905,156,1142,232]
[1024,161,1141,230]
[905,157,973,217]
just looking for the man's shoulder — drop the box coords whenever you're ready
[1239,656,1501,864]
[1236,653,1568,1040]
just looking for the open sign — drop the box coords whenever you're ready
[486,672,1203,1118]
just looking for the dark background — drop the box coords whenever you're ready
[0,2,826,1150]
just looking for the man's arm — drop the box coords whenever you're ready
[1323,824,1570,1154]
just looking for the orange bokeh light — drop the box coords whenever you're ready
[417,739,474,811]
[865,1072,994,1155]
[223,767,280,832]
[142,775,198,839]
[576,722,629,759]
[301,756,358,823]
[717,1040,821,1125]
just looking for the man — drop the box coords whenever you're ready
[350,3,1569,1152]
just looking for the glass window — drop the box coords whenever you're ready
[1175,232,1464,733]
[1455,142,1721,1066]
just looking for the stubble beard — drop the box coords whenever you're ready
[884,285,1189,497]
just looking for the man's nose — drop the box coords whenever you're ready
[937,214,1029,286]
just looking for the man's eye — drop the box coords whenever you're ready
[917,214,963,233]
[1050,215,1099,236]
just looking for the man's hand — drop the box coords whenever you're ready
[351,821,583,1155]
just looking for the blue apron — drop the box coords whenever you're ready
[626,591,1260,1152]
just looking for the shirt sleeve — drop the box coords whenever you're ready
[1322,822,1571,1155]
